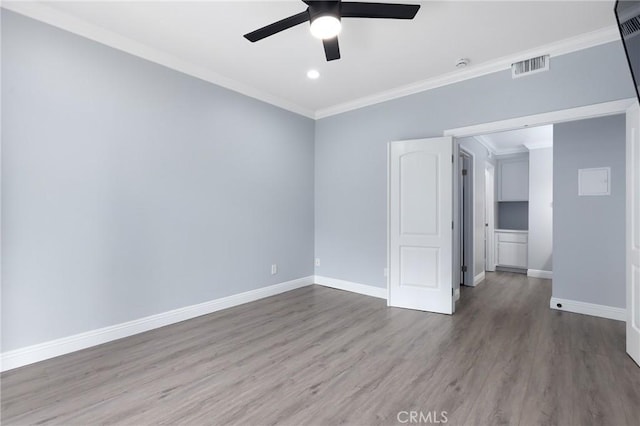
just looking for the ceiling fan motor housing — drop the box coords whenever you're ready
[308,1,342,23]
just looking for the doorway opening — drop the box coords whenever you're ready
[387,99,635,328]
[456,124,553,292]
[445,99,634,325]
[459,148,474,287]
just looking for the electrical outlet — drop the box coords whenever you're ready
[315,258,321,267]
[271,264,277,275]
[384,268,388,277]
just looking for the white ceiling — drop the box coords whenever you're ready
[4,1,619,117]
[475,124,553,155]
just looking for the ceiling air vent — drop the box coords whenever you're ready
[511,55,549,79]
[620,15,640,39]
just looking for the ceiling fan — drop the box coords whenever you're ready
[243,1,421,61]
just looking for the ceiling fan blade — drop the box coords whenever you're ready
[341,2,420,19]
[244,11,309,42]
[323,37,341,61]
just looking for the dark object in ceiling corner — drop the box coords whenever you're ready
[615,0,640,102]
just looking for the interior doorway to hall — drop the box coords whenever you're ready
[391,98,637,366]
[389,98,634,325]
[455,124,554,290]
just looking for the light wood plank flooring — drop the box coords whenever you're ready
[2,272,639,425]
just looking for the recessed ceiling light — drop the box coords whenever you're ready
[307,69,320,80]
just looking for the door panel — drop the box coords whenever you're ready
[400,152,439,235]
[389,137,453,314]
[400,246,440,288]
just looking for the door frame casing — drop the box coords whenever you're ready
[626,102,640,366]
[485,162,496,272]
[443,99,635,139]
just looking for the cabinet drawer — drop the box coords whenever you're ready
[496,241,528,268]
[497,232,528,243]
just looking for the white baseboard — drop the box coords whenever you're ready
[314,275,387,300]
[473,271,486,286]
[550,297,626,322]
[528,269,553,279]
[496,266,527,274]
[0,276,314,372]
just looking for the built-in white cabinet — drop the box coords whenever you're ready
[497,157,529,201]
[495,230,528,269]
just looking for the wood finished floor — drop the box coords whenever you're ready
[2,272,639,425]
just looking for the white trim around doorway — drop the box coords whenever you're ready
[444,97,636,319]
[443,98,636,138]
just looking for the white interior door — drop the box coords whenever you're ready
[388,137,454,314]
[626,103,640,367]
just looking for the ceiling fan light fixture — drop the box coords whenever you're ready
[310,15,342,40]
[243,1,421,61]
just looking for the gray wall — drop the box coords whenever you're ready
[528,147,553,272]
[458,138,495,279]
[498,202,529,230]
[553,115,626,308]
[1,11,315,351]
[315,41,634,288]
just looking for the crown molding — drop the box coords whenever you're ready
[315,25,621,119]
[2,2,622,121]
[493,148,530,157]
[472,135,529,157]
[472,135,498,154]
[1,1,316,119]
[524,141,554,150]
[475,135,553,156]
